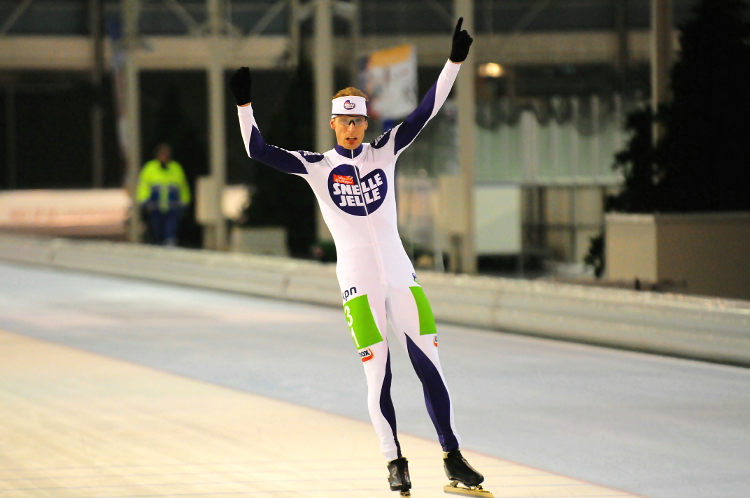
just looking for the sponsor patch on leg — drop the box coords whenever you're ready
[359,347,375,362]
[409,286,437,336]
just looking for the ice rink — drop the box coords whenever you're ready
[1,261,749,498]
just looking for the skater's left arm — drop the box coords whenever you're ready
[389,18,473,156]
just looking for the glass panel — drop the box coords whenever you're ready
[474,94,635,186]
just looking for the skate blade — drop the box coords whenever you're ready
[444,481,494,497]
[399,491,411,497]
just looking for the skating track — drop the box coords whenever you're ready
[0,261,748,498]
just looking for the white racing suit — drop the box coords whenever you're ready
[238,60,462,461]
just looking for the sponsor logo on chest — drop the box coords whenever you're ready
[333,174,354,185]
[328,165,388,216]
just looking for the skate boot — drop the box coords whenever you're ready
[443,450,493,497]
[387,457,412,497]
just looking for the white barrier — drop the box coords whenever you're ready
[0,189,129,237]
[1,233,748,366]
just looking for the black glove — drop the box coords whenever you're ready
[230,67,252,106]
[449,17,473,63]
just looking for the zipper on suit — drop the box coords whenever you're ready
[352,148,388,289]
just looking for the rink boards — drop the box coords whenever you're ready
[1,233,748,367]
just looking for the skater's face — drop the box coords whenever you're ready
[330,115,368,149]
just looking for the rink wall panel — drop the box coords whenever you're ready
[1,233,748,366]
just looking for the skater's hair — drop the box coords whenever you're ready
[332,87,368,101]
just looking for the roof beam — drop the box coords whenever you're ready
[0,0,35,37]
[0,31,659,71]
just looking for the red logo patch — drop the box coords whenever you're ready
[359,348,374,362]
[333,174,354,185]
[433,336,438,347]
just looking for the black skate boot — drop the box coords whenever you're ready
[387,457,412,497]
[443,450,493,497]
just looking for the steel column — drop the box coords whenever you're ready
[454,0,476,273]
[91,0,105,188]
[207,0,227,250]
[651,0,672,140]
[124,0,142,243]
[5,85,16,189]
[314,0,334,242]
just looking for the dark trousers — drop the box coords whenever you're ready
[148,207,183,246]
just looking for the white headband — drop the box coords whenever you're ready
[331,96,367,116]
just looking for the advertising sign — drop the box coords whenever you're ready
[359,44,417,121]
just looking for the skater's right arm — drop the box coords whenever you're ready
[231,68,321,175]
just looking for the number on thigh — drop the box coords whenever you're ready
[343,294,385,350]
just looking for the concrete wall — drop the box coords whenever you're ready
[606,214,657,282]
[656,213,750,300]
[606,212,750,300]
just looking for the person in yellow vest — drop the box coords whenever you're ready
[136,143,191,246]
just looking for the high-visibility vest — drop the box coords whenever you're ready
[136,160,191,212]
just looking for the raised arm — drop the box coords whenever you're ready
[392,61,460,155]
[391,18,473,155]
[231,68,320,175]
